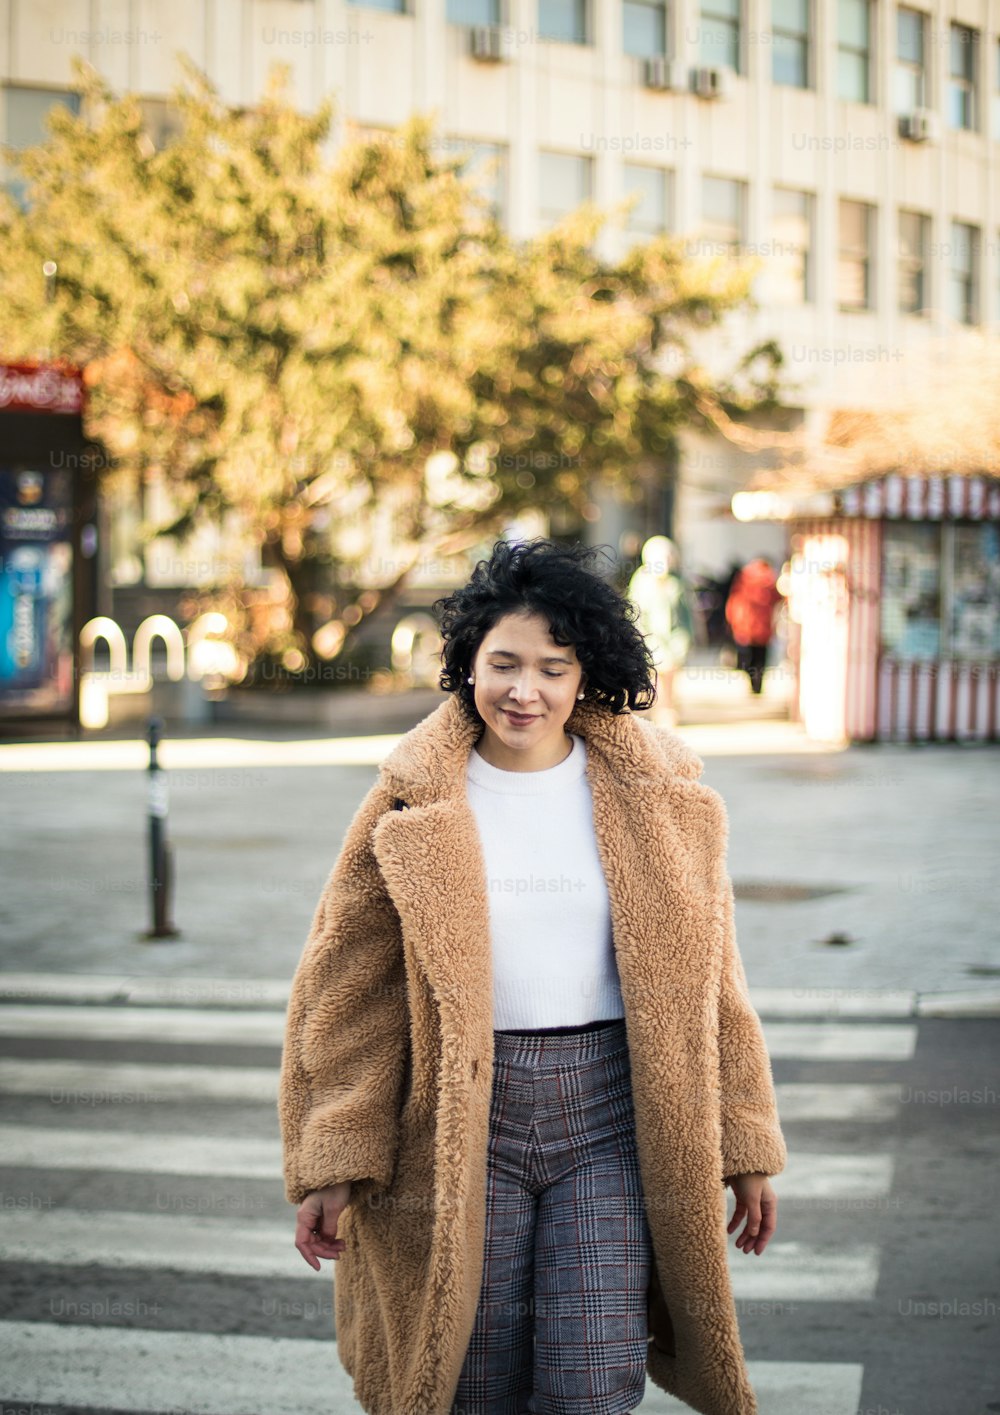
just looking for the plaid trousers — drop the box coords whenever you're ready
[451,1018,653,1415]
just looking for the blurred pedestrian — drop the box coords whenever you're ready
[626,535,695,728]
[692,569,728,648]
[725,555,784,695]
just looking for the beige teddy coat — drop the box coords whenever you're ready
[278,691,787,1415]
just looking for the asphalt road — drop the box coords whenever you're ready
[0,999,997,1415]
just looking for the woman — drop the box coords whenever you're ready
[279,538,787,1415]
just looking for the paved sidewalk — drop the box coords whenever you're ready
[2,668,997,1017]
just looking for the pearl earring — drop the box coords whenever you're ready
[577,690,585,699]
[467,675,475,684]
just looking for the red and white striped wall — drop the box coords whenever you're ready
[844,518,881,742]
[839,473,1000,520]
[792,518,881,743]
[875,659,1000,742]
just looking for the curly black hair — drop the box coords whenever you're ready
[432,538,658,719]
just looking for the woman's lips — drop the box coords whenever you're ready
[503,709,538,725]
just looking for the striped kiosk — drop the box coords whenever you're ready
[745,472,1000,745]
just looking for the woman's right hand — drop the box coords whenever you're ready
[294,1181,353,1270]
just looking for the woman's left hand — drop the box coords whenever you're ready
[724,1173,777,1255]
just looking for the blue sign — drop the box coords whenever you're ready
[0,467,74,712]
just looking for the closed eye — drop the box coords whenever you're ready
[492,666,564,676]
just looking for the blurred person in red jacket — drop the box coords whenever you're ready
[725,556,784,695]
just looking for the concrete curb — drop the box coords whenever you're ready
[0,974,289,1010]
[1,974,999,1019]
[0,719,833,772]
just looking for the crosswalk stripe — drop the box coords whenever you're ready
[727,1241,881,1300]
[774,1081,900,1121]
[0,1204,881,1302]
[0,1319,865,1415]
[0,1123,280,1178]
[0,1004,287,1045]
[0,1064,903,1119]
[772,1153,894,1198]
[0,1121,892,1201]
[762,1021,917,1060]
[0,1057,278,1103]
[645,1360,864,1413]
[0,1320,867,1415]
[0,1319,359,1415]
[0,1208,302,1279]
[0,1004,917,1060]
[0,972,942,1018]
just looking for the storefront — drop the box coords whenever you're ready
[0,360,101,732]
[735,471,1000,744]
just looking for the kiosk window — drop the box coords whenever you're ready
[881,522,941,660]
[949,523,1000,659]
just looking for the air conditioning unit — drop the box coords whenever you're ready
[643,56,690,92]
[469,25,505,62]
[898,108,940,143]
[691,65,732,99]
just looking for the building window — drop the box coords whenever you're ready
[837,0,871,103]
[624,165,669,239]
[441,137,508,224]
[448,0,501,20]
[139,97,184,151]
[837,199,874,310]
[539,151,593,226]
[539,0,588,43]
[897,210,929,315]
[948,221,979,324]
[948,23,977,130]
[2,85,82,205]
[448,0,500,20]
[2,84,82,147]
[894,8,926,112]
[698,0,740,73]
[771,187,812,302]
[349,0,407,10]
[624,0,667,58]
[772,0,810,89]
[696,175,745,254]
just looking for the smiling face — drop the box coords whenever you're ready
[469,610,586,771]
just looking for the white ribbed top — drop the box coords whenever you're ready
[465,732,625,1030]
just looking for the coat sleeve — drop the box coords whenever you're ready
[278,777,410,1207]
[716,865,788,1184]
[650,736,787,1184]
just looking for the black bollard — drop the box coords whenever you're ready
[143,716,179,940]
